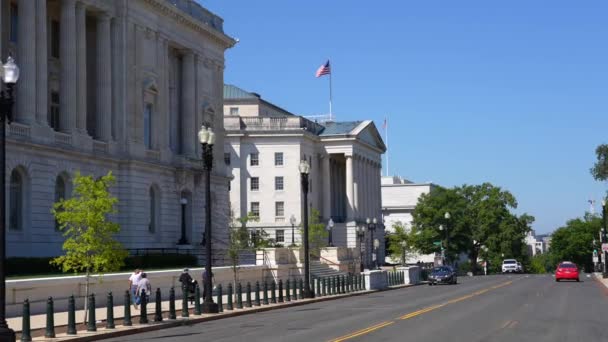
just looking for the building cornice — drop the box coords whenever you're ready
[141,0,237,49]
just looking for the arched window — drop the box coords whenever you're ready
[149,187,158,233]
[54,175,67,231]
[9,169,23,231]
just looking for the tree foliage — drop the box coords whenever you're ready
[549,213,601,272]
[591,144,608,181]
[386,222,414,264]
[226,212,257,300]
[300,208,328,256]
[51,171,127,324]
[410,183,533,273]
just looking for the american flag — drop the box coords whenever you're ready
[383,117,387,129]
[315,60,331,78]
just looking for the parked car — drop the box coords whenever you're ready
[502,259,518,273]
[428,266,457,285]
[516,262,524,273]
[555,262,579,282]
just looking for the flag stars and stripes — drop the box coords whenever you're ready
[316,60,331,77]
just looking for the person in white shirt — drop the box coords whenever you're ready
[128,269,142,309]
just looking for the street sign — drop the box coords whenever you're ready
[593,256,599,263]
[602,243,608,252]
[593,250,598,257]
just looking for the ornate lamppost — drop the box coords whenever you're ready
[326,218,334,247]
[366,217,377,269]
[299,159,313,298]
[356,225,366,272]
[0,56,19,342]
[373,239,380,270]
[198,125,218,313]
[178,197,188,244]
[443,211,451,265]
[289,214,297,247]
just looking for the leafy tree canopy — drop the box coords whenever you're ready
[386,221,414,264]
[549,213,601,271]
[591,144,608,181]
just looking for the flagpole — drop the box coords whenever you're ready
[329,61,333,121]
[385,116,389,176]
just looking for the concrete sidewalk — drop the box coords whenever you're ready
[14,283,416,341]
[594,273,608,288]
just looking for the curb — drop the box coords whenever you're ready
[37,283,419,341]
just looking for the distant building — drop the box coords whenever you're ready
[381,176,438,263]
[526,230,551,256]
[223,85,387,267]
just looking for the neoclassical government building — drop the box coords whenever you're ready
[3,0,235,257]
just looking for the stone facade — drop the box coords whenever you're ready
[224,85,387,267]
[2,0,235,258]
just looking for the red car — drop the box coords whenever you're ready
[555,262,579,282]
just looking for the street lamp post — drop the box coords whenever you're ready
[327,218,334,247]
[0,56,19,342]
[400,240,407,266]
[178,198,188,244]
[603,200,607,278]
[289,214,297,247]
[356,225,366,272]
[366,218,377,269]
[198,125,218,313]
[444,212,451,266]
[439,225,445,265]
[299,160,313,298]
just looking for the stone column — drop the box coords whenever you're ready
[345,155,354,221]
[60,0,77,133]
[322,154,331,220]
[35,0,48,126]
[96,13,112,141]
[181,51,196,156]
[16,0,36,125]
[75,2,87,133]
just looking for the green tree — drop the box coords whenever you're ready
[411,183,533,273]
[300,208,328,257]
[591,144,608,181]
[226,212,257,301]
[51,171,127,324]
[549,213,601,272]
[387,222,413,265]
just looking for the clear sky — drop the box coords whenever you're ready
[200,1,608,234]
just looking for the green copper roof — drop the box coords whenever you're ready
[224,84,259,100]
[319,121,362,136]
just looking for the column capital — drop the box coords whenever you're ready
[98,12,111,21]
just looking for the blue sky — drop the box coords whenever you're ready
[200,1,608,234]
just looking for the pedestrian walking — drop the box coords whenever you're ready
[137,272,152,306]
[179,268,197,303]
[128,269,142,309]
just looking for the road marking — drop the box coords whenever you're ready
[328,321,395,342]
[327,280,513,342]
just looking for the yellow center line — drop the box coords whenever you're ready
[327,280,514,342]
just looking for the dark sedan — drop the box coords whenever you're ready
[428,266,457,285]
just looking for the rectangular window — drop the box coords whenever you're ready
[250,177,259,191]
[275,201,284,217]
[251,202,260,218]
[143,103,153,149]
[250,153,259,166]
[275,176,284,191]
[229,107,239,115]
[276,230,285,243]
[51,20,60,58]
[274,152,284,166]
[224,152,231,166]
[49,92,60,130]
[9,4,17,43]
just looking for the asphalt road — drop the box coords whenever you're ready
[106,274,608,342]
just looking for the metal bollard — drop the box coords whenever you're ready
[271,281,277,304]
[194,285,202,315]
[292,278,298,300]
[217,284,223,313]
[87,294,97,331]
[21,299,32,341]
[321,278,326,296]
[255,281,261,306]
[139,290,149,324]
[236,283,243,309]
[45,297,55,338]
[246,282,253,307]
[342,275,346,294]
[154,288,163,322]
[67,295,77,334]
[169,287,177,320]
[263,281,269,305]
[298,278,304,300]
[122,290,133,330]
[346,276,351,293]
[106,292,115,329]
[181,285,189,317]
[227,283,234,310]
[286,279,291,302]
[278,280,284,303]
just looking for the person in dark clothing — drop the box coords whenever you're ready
[179,268,197,303]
